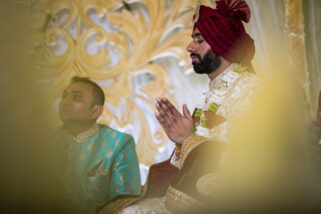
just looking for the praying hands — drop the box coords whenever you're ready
[155,97,194,145]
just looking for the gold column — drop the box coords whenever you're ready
[284,0,310,105]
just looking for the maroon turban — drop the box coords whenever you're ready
[194,0,255,64]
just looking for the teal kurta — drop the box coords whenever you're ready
[53,124,141,212]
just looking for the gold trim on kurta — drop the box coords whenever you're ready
[180,134,208,168]
[164,185,200,211]
[63,123,99,143]
[96,185,147,214]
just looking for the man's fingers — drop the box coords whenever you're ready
[155,99,167,115]
[155,112,168,128]
[161,97,181,118]
[155,100,169,121]
[155,99,162,112]
[156,98,176,123]
[182,104,192,120]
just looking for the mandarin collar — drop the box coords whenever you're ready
[63,123,99,143]
[209,63,239,89]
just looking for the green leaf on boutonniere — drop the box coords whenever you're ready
[208,103,219,112]
[194,108,202,117]
[234,64,246,73]
[200,118,207,128]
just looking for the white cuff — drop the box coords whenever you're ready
[170,151,181,169]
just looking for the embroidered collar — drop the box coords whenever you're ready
[198,63,240,107]
[195,63,244,110]
[209,63,239,90]
[63,123,99,143]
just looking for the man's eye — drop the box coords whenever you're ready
[73,94,82,100]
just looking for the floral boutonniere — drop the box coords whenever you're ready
[234,64,247,73]
[192,102,226,137]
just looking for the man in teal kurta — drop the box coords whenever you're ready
[53,77,141,213]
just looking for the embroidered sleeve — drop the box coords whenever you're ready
[164,185,200,211]
[178,134,209,169]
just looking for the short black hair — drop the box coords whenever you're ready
[71,76,105,106]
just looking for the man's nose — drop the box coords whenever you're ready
[186,41,195,53]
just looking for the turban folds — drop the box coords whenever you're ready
[194,0,255,64]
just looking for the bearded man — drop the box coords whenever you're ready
[98,0,258,213]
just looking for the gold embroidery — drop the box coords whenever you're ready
[175,144,181,157]
[180,134,208,168]
[114,138,120,147]
[114,162,120,169]
[63,124,99,143]
[109,132,117,139]
[105,150,113,158]
[88,160,104,177]
[99,170,108,176]
[124,135,131,142]
[97,185,147,214]
[164,185,201,211]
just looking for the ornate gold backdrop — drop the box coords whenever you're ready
[22,0,214,166]
[20,0,314,167]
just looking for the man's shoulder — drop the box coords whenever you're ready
[238,71,259,82]
[233,71,259,92]
[98,124,135,144]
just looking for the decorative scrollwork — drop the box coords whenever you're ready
[22,0,215,165]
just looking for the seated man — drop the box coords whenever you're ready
[52,77,141,213]
[98,0,258,213]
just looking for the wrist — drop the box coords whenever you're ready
[175,144,181,157]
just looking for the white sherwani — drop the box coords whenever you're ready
[119,64,258,213]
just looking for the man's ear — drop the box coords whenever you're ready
[91,105,103,120]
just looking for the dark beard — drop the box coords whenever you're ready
[192,50,221,74]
